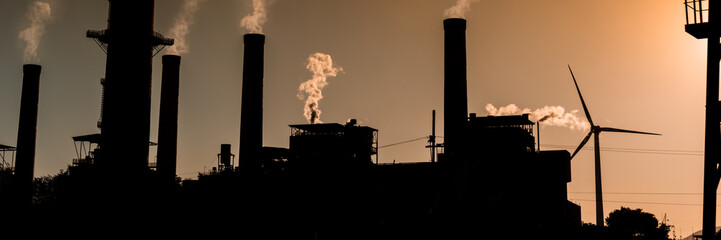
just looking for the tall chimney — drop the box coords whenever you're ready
[91,0,158,174]
[14,64,41,207]
[239,33,265,174]
[443,18,468,157]
[157,55,181,180]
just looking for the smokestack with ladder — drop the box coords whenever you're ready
[86,0,173,174]
[13,64,42,208]
[443,18,468,158]
[239,33,265,174]
[157,55,181,180]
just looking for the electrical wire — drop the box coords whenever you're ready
[379,136,429,149]
[570,191,707,196]
[542,144,703,156]
[569,198,713,207]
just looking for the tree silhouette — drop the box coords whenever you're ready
[32,168,69,209]
[606,207,671,240]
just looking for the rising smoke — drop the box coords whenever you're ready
[297,53,343,124]
[18,1,51,64]
[444,0,477,19]
[240,0,267,34]
[485,104,590,131]
[166,0,206,55]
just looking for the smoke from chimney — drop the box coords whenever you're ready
[485,103,590,131]
[297,52,342,124]
[166,0,206,55]
[240,0,267,34]
[18,1,51,64]
[444,0,476,19]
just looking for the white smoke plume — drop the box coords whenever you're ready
[240,0,267,34]
[297,53,343,124]
[18,1,51,64]
[444,0,477,19]
[485,104,590,131]
[166,0,206,55]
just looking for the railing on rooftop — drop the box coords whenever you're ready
[686,0,709,25]
[72,157,94,166]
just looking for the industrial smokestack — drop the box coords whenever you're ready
[157,55,181,180]
[88,0,171,174]
[239,33,265,174]
[443,18,468,157]
[14,64,41,207]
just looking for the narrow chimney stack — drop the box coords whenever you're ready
[443,18,468,157]
[14,64,41,207]
[157,54,181,180]
[239,33,265,174]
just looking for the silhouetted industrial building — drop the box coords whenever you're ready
[0,144,16,207]
[86,0,173,175]
[4,4,583,237]
[289,119,378,168]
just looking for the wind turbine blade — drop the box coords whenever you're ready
[598,127,661,136]
[571,131,594,160]
[568,65,594,127]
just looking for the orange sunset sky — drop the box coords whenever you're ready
[0,0,711,236]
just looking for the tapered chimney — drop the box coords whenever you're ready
[239,34,265,174]
[443,18,468,157]
[157,55,181,180]
[14,64,41,207]
[87,0,172,174]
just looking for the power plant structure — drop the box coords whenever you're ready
[3,64,42,208]
[239,33,265,176]
[684,1,721,240]
[157,54,181,181]
[1,3,584,238]
[86,0,173,176]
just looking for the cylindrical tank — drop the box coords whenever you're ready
[220,144,232,167]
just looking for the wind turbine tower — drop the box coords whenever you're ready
[567,66,660,227]
[684,1,721,240]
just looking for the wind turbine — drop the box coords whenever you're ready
[567,65,661,227]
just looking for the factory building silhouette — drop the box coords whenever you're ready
[1,1,581,238]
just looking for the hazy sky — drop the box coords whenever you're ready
[0,0,711,236]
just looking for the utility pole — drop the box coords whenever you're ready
[427,110,437,163]
[684,1,721,240]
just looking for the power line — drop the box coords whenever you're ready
[570,198,713,207]
[542,144,703,156]
[542,144,702,153]
[380,136,428,149]
[570,192,707,196]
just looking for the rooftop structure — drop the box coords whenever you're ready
[289,120,378,166]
